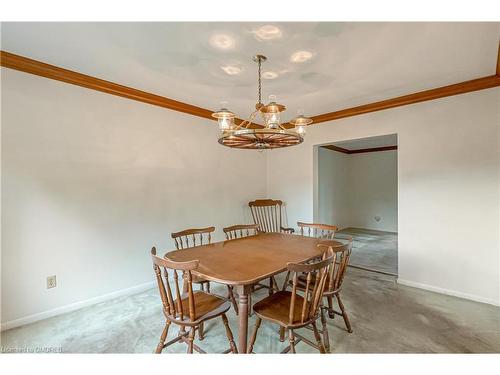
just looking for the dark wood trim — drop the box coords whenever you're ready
[2,50,499,130]
[284,75,500,128]
[0,50,254,126]
[496,41,500,76]
[349,145,397,154]
[322,145,350,154]
[322,145,397,154]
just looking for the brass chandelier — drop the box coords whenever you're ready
[213,55,313,149]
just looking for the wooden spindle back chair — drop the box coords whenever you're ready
[171,226,238,329]
[248,199,294,233]
[151,247,237,354]
[171,226,215,250]
[297,222,338,240]
[316,238,353,352]
[247,247,335,354]
[223,224,260,240]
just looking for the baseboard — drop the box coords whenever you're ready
[1,281,156,332]
[397,278,500,307]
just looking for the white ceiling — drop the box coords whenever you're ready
[2,22,498,122]
[333,134,397,150]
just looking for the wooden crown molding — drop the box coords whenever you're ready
[322,145,397,154]
[496,41,500,76]
[0,50,254,127]
[2,47,500,130]
[284,75,500,128]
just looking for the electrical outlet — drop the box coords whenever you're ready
[47,275,57,289]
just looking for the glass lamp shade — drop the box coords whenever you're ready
[211,108,235,131]
[289,114,313,135]
[260,96,286,129]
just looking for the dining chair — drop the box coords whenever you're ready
[246,247,335,354]
[297,222,338,240]
[249,199,294,296]
[223,224,260,240]
[290,239,353,353]
[171,227,215,293]
[151,248,238,354]
[249,199,295,234]
[279,221,340,294]
[171,226,238,335]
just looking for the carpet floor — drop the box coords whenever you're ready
[2,267,499,353]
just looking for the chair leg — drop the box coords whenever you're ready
[247,317,262,353]
[320,307,331,353]
[327,296,335,319]
[198,322,205,340]
[248,293,252,317]
[336,294,353,333]
[311,321,326,354]
[279,327,286,342]
[155,321,171,354]
[227,286,239,315]
[268,277,273,296]
[200,283,205,292]
[288,329,296,354]
[206,282,211,293]
[187,327,195,354]
[221,314,238,353]
[282,271,290,291]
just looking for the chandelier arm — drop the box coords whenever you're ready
[235,109,260,130]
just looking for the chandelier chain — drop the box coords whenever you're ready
[258,57,262,105]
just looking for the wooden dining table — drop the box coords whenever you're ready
[165,232,342,353]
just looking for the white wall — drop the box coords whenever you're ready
[317,147,349,227]
[317,147,398,232]
[268,88,500,306]
[1,68,267,328]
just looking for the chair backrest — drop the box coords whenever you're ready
[151,247,199,321]
[223,224,260,240]
[171,226,215,249]
[248,199,284,233]
[318,237,353,294]
[287,247,335,325]
[297,222,338,239]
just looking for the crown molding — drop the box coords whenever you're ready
[283,75,500,128]
[322,145,397,154]
[0,50,255,127]
[2,50,499,131]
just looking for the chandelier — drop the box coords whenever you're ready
[213,55,313,149]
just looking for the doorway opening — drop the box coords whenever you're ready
[314,134,398,276]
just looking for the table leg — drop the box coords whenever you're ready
[236,285,250,354]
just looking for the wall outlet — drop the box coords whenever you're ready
[47,275,57,289]
[374,216,381,222]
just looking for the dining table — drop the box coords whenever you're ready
[165,232,342,353]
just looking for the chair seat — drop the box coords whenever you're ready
[252,291,311,326]
[174,291,229,322]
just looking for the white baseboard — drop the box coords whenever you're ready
[1,281,156,332]
[397,279,500,307]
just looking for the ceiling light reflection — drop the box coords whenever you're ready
[262,71,278,79]
[290,50,313,63]
[221,65,242,75]
[209,34,236,50]
[253,25,282,41]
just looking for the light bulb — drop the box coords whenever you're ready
[218,117,231,131]
[296,125,306,135]
[267,113,279,128]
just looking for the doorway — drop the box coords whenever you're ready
[314,134,398,276]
